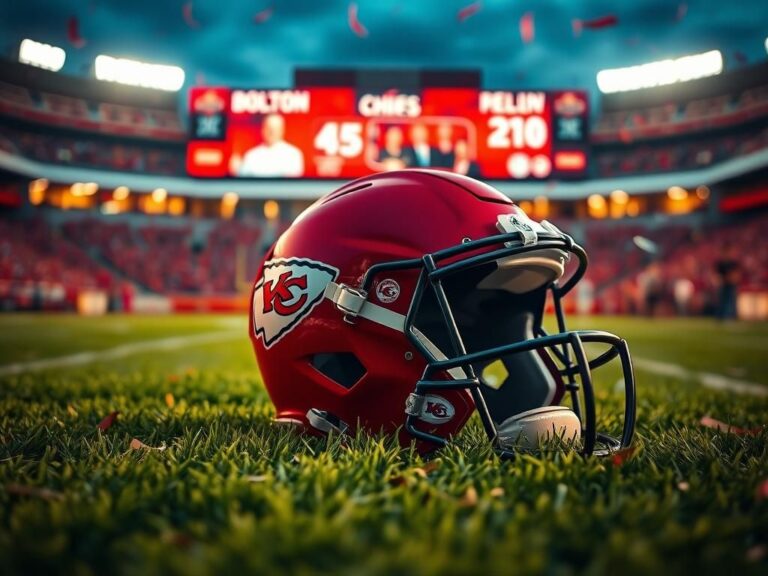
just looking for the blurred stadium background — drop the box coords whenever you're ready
[1,5,767,323]
[2,4,768,574]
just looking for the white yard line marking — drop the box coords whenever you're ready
[634,357,767,397]
[0,331,242,377]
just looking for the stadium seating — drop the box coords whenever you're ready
[0,218,114,310]
[591,213,768,315]
[61,218,263,295]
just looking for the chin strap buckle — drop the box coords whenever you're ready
[497,214,538,246]
[405,393,426,417]
[324,282,368,324]
[306,409,349,435]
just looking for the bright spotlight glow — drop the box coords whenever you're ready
[151,188,168,203]
[113,186,130,201]
[19,39,66,71]
[95,55,185,92]
[222,192,239,205]
[587,194,606,210]
[596,50,723,94]
[667,186,688,201]
[610,189,629,204]
[765,37,768,55]
[264,200,280,221]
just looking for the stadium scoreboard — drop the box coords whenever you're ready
[186,86,589,180]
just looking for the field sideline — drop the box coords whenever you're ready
[1,314,767,575]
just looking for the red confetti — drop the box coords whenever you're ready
[733,51,748,65]
[676,3,688,21]
[97,411,120,432]
[253,5,274,24]
[756,479,768,501]
[610,446,636,467]
[519,12,534,44]
[182,2,201,29]
[699,415,762,436]
[347,3,368,38]
[67,16,87,48]
[457,1,482,23]
[573,14,618,37]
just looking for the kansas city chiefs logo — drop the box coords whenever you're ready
[252,258,338,348]
[419,395,456,425]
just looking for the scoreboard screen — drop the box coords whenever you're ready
[186,87,589,180]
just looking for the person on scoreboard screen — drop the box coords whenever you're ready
[376,126,413,170]
[452,139,481,178]
[403,123,435,168]
[433,122,455,168]
[238,114,304,177]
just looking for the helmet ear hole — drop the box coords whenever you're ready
[310,353,366,389]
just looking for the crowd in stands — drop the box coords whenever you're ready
[594,125,768,177]
[2,210,766,317]
[0,218,116,311]
[0,124,185,175]
[587,213,768,316]
[593,83,768,141]
[0,80,183,140]
[61,218,262,295]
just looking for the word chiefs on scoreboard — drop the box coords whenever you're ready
[187,86,589,180]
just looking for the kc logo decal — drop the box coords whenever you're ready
[419,395,455,425]
[253,258,338,348]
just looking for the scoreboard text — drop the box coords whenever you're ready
[186,87,589,180]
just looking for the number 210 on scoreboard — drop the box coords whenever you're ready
[186,87,589,180]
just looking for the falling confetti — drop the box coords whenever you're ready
[519,12,534,44]
[572,14,618,37]
[130,438,167,451]
[633,236,659,255]
[699,415,762,436]
[676,3,688,21]
[97,411,119,432]
[253,5,274,24]
[67,16,87,48]
[183,2,201,29]
[348,3,369,38]
[610,446,636,467]
[457,1,482,23]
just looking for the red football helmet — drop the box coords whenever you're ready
[249,170,636,457]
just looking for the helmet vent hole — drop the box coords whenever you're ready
[310,353,366,389]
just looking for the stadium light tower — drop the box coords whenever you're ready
[94,55,185,92]
[596,50,723,94]
[19,39,66,72]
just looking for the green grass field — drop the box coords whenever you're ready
[1,314,767,575]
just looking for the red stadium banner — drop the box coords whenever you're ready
[186,87,589,180]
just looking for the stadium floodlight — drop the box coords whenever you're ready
[151,188,168,203]
[113,186,130,201]
[610,189,629,205]
[596,50,723,94]
[667,186,688,201]
[94,55,185,92]
[19,39,66,72]
[765,37,768,55]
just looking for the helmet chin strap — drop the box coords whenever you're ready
[496,406,581,451]
[324,281,406,331]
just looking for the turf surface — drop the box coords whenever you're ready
[1,314,767,575]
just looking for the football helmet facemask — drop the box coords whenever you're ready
[250,170,636,458]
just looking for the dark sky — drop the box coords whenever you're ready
[1,0,766,97]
